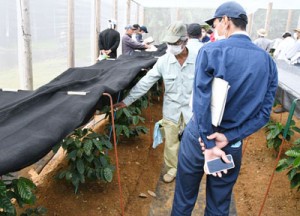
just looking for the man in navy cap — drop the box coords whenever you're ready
[171,1,278,215]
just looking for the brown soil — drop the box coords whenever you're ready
[25,102,300,216]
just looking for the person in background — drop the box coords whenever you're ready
[121,25,149,55]
[136,25,149,42]
[187,23,203,54]
[171,2,278,215]
[286,28,300,64]
[114,21,197,183]
[200,27,210,43]
[253,28,272,52]
[98,19,120,59]
[274,31,295,60]
[132,24,141,42]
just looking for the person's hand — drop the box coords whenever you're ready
[198,132,229,152]
[207,132,229,149]
[113,101,127,111]
[203,146,231,178]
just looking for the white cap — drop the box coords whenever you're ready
[108,19,117,28]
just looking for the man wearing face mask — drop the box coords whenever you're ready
[171,1,278,215]
[114,21,197,183]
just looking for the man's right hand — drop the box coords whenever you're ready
[113,101,127,111]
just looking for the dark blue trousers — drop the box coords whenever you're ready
[171,120,242,216]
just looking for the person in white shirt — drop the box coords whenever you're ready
[274,32,295,60]
[286,28,300,64]
[186,23,204,54]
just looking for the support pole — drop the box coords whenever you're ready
[68,0,75,68]
[136,4,140,24]
[247,13,253,36]
[92,0,100,64]
[126,0,131,24]
[114,0,118,28]
[285,9,293,32]
[264,2,273,34]
[16,0,33,90]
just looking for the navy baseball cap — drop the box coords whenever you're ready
[205,1,247,26]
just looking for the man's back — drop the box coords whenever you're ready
[99,28,120,58]
[194,34,278,143]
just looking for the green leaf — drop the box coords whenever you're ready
[83,139,93,156]
[123,126,130,138]
[76,159,85,175]
[132,116,139,125]
[67,150,77,161]
[0,181,7,196]
[103,138,113,149]
[285,149,300,157]
[17,178,35,203]
[103,167,113,182]
[290,173,300,189]
[287,169,297,181]
[93,139,103,151]
[75,139,82,148]
[0,197,16,215]
[116,109,123,119]
[65,171,72,181]
[293,157,300,168]
[123,108,131,117]
[100,155,109,167]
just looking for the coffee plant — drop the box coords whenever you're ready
[0,174,46,215]
[53,128,114,193]
[276,138,300,191]
[265,119,300,152]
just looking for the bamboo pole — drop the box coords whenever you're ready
[247,13,253,36]
[140,6,145,25]
[92,0,101,64]
[285,9,293,32]
[16,0,33,90]
[127,0,131,25]
[68,0,74,68]
[136,4,140,24]
[114,0,118,27]
[264,2,273,34]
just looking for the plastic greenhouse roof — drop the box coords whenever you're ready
[135,0,300,11]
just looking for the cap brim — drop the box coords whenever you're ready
[205,18,215,26]
[163,35,181,43]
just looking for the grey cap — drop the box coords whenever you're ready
[205,1,247,26]
[163,21,187,43]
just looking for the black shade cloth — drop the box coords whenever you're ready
[0,54,162,175]
[275,60,300,118]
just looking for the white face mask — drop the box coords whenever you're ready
[167,44,184,55]
[214,29,225,40]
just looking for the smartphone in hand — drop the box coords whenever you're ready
[205,154,235,174]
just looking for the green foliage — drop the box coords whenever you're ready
[276,138,300,191]
[0,175,45,216]
[265,120,300,152]
[53,128,114,193]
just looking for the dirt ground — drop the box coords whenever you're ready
[26,101,300,216]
